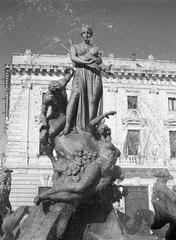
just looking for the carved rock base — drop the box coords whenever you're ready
[16,203,74,240]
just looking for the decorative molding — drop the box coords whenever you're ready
[163,118,176,128]
[122,110,147,127]
[6,61,176,80]
[7,63,71,76]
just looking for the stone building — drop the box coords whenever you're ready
[4,51,176,218]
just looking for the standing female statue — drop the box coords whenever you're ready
[63,25,106,134]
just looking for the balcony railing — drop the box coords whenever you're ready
[117,155,165,167]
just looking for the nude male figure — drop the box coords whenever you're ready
[40,68,74,146]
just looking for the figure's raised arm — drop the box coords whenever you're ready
[59,68,75,88]
[34,162,102,204]
[41,94,50,127]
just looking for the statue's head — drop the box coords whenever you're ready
[153,169,174,182]
[80,24,93,43]
[48,80,62,92]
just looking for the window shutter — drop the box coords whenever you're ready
[169,131,176,158]
[127,130,140,155]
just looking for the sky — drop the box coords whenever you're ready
[0,0,176,153]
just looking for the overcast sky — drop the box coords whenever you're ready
[0,0,176,152]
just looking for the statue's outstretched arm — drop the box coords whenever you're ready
[38,191,81,203]
[35,162,101,204]
[59,68,75,88]
[43,162,101,196]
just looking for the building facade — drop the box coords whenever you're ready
[4,52,176,215]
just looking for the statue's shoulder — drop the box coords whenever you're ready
[89,46,99,52]
[70,43,79,51]
[73,42,87,53]
[74,42,83,49]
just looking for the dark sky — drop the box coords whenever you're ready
[0,0,176,151]
[0,0,176,64]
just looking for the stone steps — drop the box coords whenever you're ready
[6,147,27,153]
[7,167,52,210]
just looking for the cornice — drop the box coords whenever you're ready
[5,64,71,76]
[6,64,176,80]
[164,118,176,127]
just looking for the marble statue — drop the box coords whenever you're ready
[63,24,112,135]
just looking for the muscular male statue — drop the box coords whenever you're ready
[40,68,74,146]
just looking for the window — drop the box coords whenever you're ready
[169,131,176,158]
[127,96,138,110]
[127,130,140,155]
[168,98,176,111]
